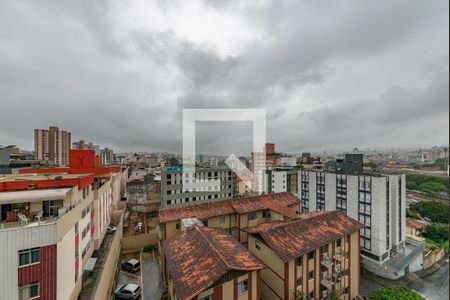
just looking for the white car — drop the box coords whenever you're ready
[107,225,117,234]
[114,283,141,299]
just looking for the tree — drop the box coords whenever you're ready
[290,290,307,300]
[408,201,449,224]
[329,290,340,300]
[424,224,449,244]
[370,287,424,300]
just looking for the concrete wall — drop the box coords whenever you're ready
[57,225,76,300]
[90,221,123,300]
[424,247,445,270]
[122,232,158,254]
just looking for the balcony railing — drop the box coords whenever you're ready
[321,253,333,268]
[321,276,333,288]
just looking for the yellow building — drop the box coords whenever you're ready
[163,226,265,300]
[246,211,364,300]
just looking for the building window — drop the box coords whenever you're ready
[19,283,40,300]
[199,295,213,300]
[297,277,302,287]
[237,279,248,294]
[308,270,314,280]
[297,256,302,267]
[176,223,180,229]
[19,248,40,267]
[308,251,314,260]
[219,216,225,224]
[248,212,257,220]
[255,240,261,251]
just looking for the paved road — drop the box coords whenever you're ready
[407,259,449,300]
[141,251,164,300]
[116,253,142,300]
[361,260,449,300]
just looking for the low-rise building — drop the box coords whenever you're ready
[406,219,427,237]
[159,192,300,243]
[163,225,265,300]
[246,211,364,300]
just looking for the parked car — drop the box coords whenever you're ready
[121,259,140,273]
[114,283,141,299]
[107,225,117,234]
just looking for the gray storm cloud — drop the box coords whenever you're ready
[0,0,448,154]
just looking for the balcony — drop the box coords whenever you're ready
[0,215,58,231]
[321,253,333,268]
[333,248,344,261]
[321,276,333,288]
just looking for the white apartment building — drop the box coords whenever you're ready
[0,160,126,300]
[298,171,406,265]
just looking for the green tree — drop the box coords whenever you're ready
[370,287,424,300]
[409,201,449,224]
[290,289,307,300]
[423,224,449,244]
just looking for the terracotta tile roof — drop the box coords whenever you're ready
[250,211,364,262]
[244,220,289,234]
[159,200,235,222]
[163,226,265,300]
[229,192,299,214]
[159,192,300,222]
[406,219,426,230]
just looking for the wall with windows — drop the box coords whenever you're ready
[189,271,259,300]
[0,224,56,300]
[299,171,405,265]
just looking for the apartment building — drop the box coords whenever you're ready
[246,211,363,300]
[160,166,236,208]
[163,225,265,300]
[34,126,71,166]
[298,170,406,267]
[262,167,299,195]
[159,192,300,244]
[100,148,114,165]
[0,149,127,300]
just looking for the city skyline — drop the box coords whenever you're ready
[0,1,448,154]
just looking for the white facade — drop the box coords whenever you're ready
[298,171,406,264]
[0,171,125,300]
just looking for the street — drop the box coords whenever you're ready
[141,251,165,300]
[361,259,449,300]
[407,259,449,300]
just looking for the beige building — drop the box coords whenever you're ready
[246,211,363,300]
[163,226,265,300]
[159,192,300,245]
[34,126,71,166]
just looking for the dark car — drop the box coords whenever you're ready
[114,283,141,299]
[121,259,140,273]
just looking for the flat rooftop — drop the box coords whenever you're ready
[0,173,88,181]
[0,173,93,192]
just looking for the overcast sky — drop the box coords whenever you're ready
[0,1,448,155]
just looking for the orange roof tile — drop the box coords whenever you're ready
[406,219,426,230]
[159,192,300,222]
[159,200,235,222]
[163,226,265,300]
[250,211,364,262]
